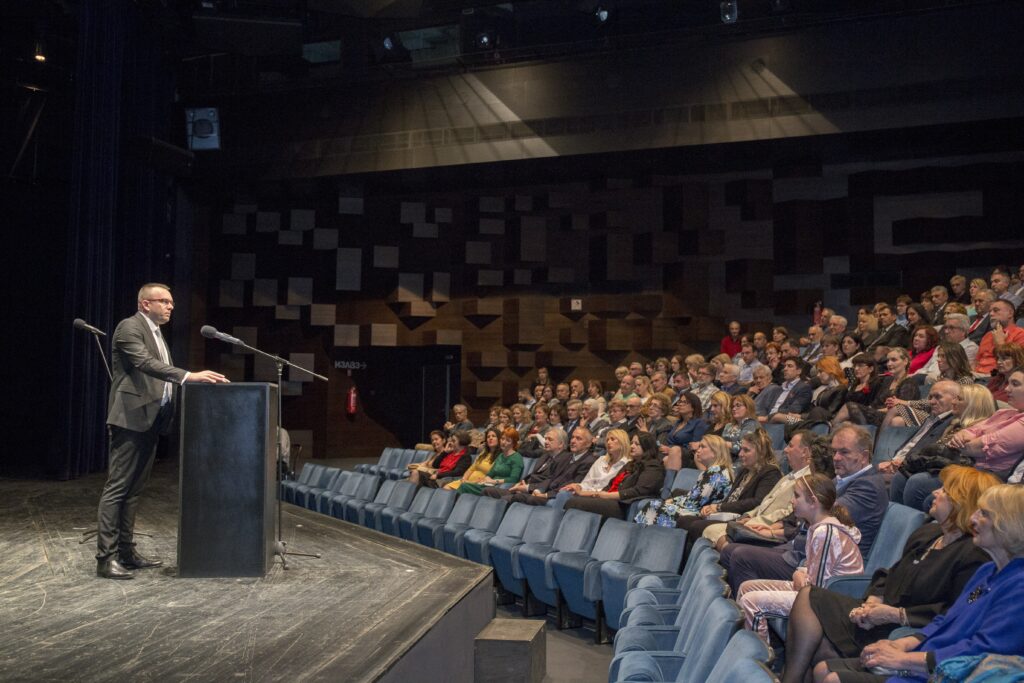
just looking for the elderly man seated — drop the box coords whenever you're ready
[481,428,596,506]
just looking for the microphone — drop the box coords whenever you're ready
[201,325,242,345]
[73,318,107,336]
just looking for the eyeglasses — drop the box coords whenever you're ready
[144,298,174,306]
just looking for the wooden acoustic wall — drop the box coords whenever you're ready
[196,151,1024,459]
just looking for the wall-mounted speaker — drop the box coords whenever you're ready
[186,107,220,151]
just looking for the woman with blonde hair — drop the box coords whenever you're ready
[739,473,864,645]
[722,393,761,457]
[635,435,734,527]
[562,428,631,498]
[855,310,879,347]
[703,390,732,437]
[782,464,1000,683]
[813,482,1024,683]
[684,354,705,383]
[634,375,653,400]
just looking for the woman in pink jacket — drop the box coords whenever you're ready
[737,473,865,644]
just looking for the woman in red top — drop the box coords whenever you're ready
[410,431,473,487]
[908,325,940,376]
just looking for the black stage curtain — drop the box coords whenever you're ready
[56,1,179,480]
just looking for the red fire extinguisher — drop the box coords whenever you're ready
[346,370,358,415]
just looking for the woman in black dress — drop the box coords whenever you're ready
[833,348,917,427]
[780,465,1001,683]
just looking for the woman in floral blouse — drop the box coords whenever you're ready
[635,435,734,527]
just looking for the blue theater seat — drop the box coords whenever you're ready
[444,497,508,557]
[363,481,417,532]
[380,488,433,537]
[464,502,532,565]
[600,525,687,634]
[415,493,478,548]
[398,489,456,540]
[518,509,602,617]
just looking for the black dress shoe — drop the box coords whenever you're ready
[118,550,163,570]
[97,558,135,580]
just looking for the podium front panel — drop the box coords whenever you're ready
[179,383,278,577]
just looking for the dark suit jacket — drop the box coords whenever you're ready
[899,413,955,460]
[870,324,911,350]
[836,467,888,556]
[753,384,783,416]
[107,312,187,432]
[774,380,814,415]
[968,313,991,344]
[530,449,597,495]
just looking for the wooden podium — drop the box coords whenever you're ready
[178,382,278,577]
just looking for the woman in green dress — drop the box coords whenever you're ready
[458,427,524,495]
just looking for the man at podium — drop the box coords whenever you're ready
[96,283,229,580]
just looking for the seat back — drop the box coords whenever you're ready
[674,597,743,681]
[810,422,830,436]
[661,469,679,498]
[413,449,433,464]
[405,488,435,515]
[310,465,337,487]
[493,502,534,537]
[672,468,700,493]
[378,448,402,469]
[551,509,602,553]
[444,494,479,525]
[520,506,564,545]
[629,525,686,572]
[386,481,418,509]
[421,489,457,519]
[371,479,397,505]
[328,470,353,493]
[354,474,381,501]
[590,518,639,562]
[338,472,366,497]
[321,469,345,491]
[765,424,786,451]
[873,426,918,465]
[520,457,539,479]
[296,463,322,485]
[704,630,774,683]
[864,502,928,573]
[466,496,508,532]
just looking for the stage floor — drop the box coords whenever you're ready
[0,461,492,682]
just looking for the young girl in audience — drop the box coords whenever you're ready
[737,474,864,645]
[634,435,733,527]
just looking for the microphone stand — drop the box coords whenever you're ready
[219,336,328,570]
[92,334,114,382]
[76,323,116,543]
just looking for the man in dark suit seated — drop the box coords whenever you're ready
[967,288,995,344]
[868,304,910,351]
[759,357,813,424]
[879,380,959,491]
[482,428,595,505]
[97,283,229,579]
[720,424,888,593]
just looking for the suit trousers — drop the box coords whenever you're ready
[720,542,796,594]
[96,404,172,560]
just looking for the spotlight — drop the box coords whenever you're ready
[474,31,493,49]
[382,36,395,51]
[34,40,46,62]
[594,6,610,24]
[720,0,738,24]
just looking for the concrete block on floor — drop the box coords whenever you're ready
[475,618,546,683]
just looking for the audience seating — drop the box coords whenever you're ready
[464,502,534,565]
[489,507,564,602]
[362,480,418,531]
[415,493,478,548]
[386,449,431,480]
[365,448,403,477]
[619,549,724,628]
[600,526,687,635]
[613,628,772,683]
[280,463,325,504]
[381,488,433,536]
[608,596,743,683]
[518,509,603,617]
[398,488,457,540]
[327,472,379,519]
[632,537,715,592]
[765,424,786,452]
[295,467,343,509]
[550,518,639,635]
[313,470,352,514]
[872,426,918,466]
[344,479,396,526]
[443,496,508,556]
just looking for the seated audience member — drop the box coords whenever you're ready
[710,353,733,376]
[906,302,932,330]
[722,394,761,458]
[410,430,447,471]
[443,403,473,436]
[654,357,671,375]
[562,399,583,439]
[828,315,849,338]
[549,382,571,408]
[930,286,951,326]
[561,428,629,498]
[880,379,960,487]
[704,391,732,438]
[548,402,567,429]
[562,432,665,520]
[635,435,734,527]
[974,299,1024,376]
[802,326,826,363]
[634,375,653,402]
[649,371,674,402]
[668,354,686,384]
[629,361,645,378]
[773,326,791,345]
[692,363,720,411]
[949,274,970,304]
[637,393,672,444]
[987,343,1024,403]
[760,357,814,424]
[672,430,783,542]
[819,334,841,361]
[660,392,708,470]
[457,428,524,495]
[612,374,638,402]
[720,425,887,593]
[586,378,605,410]
[867,305,911,352]
[736,342,765,385]
[967,288,996,344]
[792,357,850,427]
[510,403,533,441]
[887,342,974,428]
[843,354,882,411]
[496,408,513,431]
[991,265,1024,309]
[812,483,1024,683]
[834,348,917,427]
[684,354,706,384]
[907,325,940,376]
[569,378,586,400]
[839,334,865,373]
[446,428,502,490]
[781,465,1000,683]
[482,406,501,432]
[595,399,629,454]
[706,429,833,550]
[738,473,864,645]
[856,310,880,348]
[483,428,593,505]
[583,398,609,442]
[722,320,743,358]
[624,395,644,433]
[410,431,472,487]
[748,365,783,417]
[531,366,551,393]
[718,363,747,396]
[518,404,553,458]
